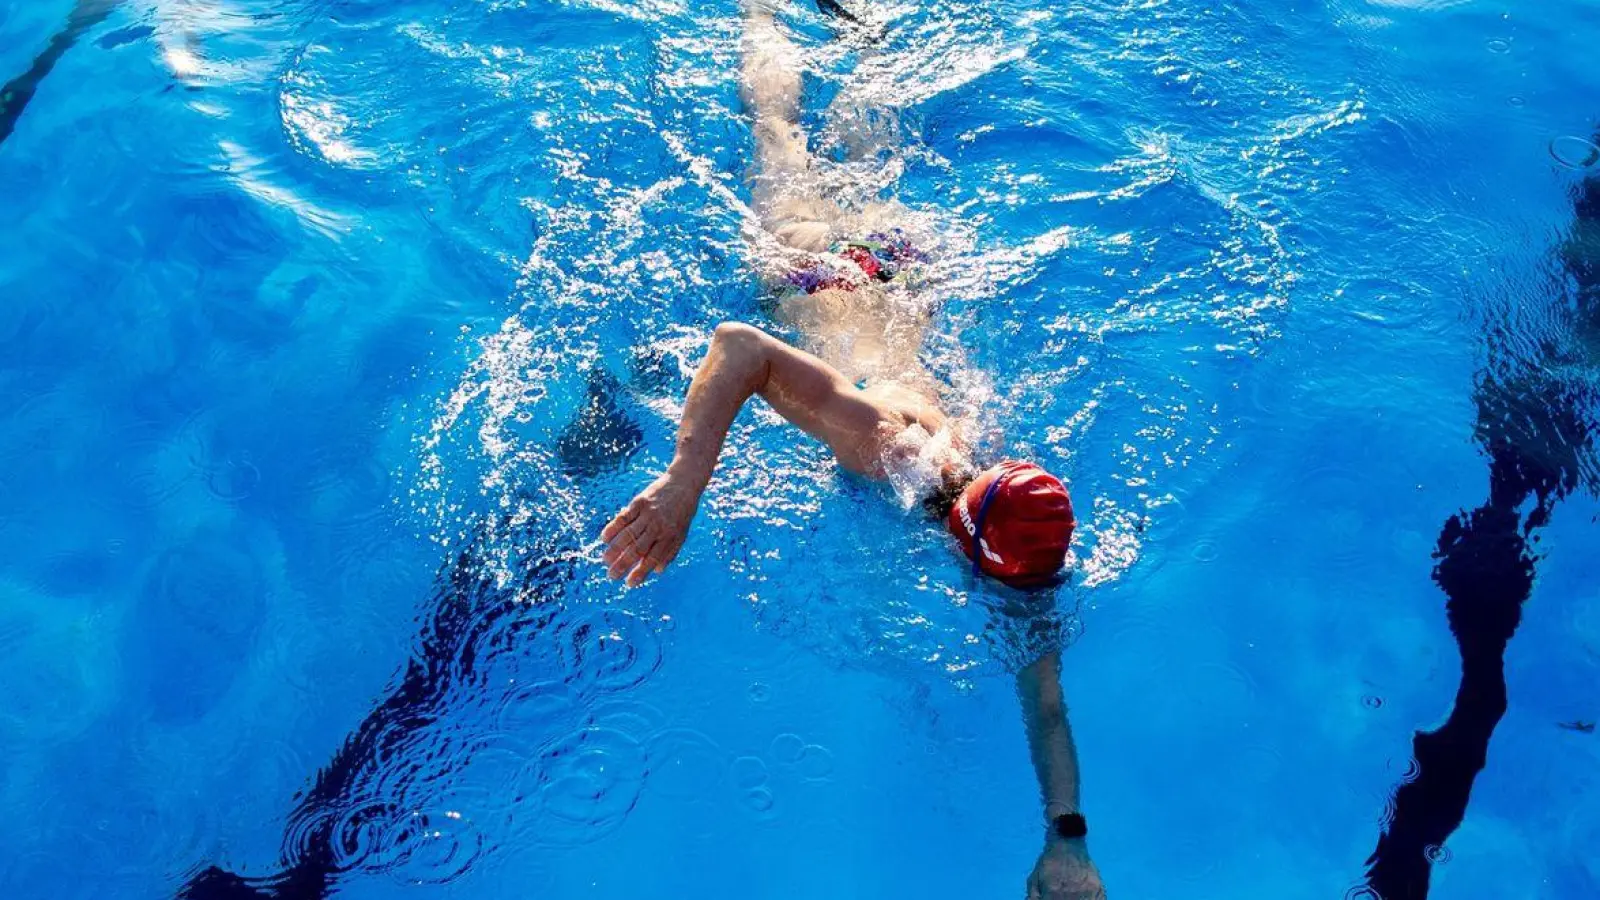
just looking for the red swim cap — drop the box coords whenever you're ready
[946,460,1075,587]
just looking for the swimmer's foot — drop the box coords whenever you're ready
[812,0,885,43]
[815,0,863,25]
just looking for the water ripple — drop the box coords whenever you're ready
[523,725,648,846]
[646,728,728,799]
[331,799,402,874]
[384,808,486,885]
[552,607,664,696]
[731,755,770,790]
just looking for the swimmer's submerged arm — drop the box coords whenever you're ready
[1019,651,1106,898]
[602,322,885,585]
[1019,651,1081,819]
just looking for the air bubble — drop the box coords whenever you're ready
[769,733,805,765]
[1549,136,1600,170]
[205,458,261,501]
[741,786,776,814]
[731,756,769,789]
[795,744,835,781]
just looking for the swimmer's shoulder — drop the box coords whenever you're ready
[861,380,947,433]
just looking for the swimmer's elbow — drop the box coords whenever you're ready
[712,320,768,348]
[711,321,774,393]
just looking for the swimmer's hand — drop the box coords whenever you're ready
[601,473,702,587]
[1027,837,1105,900]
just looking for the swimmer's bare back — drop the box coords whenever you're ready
[601,322,944,585]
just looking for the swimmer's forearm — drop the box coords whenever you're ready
[669,322,869,489]
[1018,652,1083,819]
[665,324,774,491]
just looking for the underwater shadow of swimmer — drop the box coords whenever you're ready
[0,0,123,147]
[1360,140,1600,900]
[556,368,645,479]
[178,525,580,900]
[175,370,643,899]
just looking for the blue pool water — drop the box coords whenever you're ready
[2,0,1599,897]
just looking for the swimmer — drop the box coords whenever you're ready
[600,3,1106,897]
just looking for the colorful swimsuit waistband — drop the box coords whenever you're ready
[783,228,929,296]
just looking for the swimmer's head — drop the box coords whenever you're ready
[943,460,1075,588]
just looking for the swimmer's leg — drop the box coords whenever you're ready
[0,0,123,146]
[742,2,803,152]
[741,1,839,252]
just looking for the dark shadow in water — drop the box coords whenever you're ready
[180,524,578,900]
[556,368,645,479]
[176,371,642,899]
[1362,149,1599,899]
[0,0,123,146]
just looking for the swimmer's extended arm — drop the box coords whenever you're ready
[1020,651,1106,899]
[601,322,884,585]
[1020,652,1082,820]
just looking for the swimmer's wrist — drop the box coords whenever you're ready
[1043,805,1088,846]
[664,454,715,491]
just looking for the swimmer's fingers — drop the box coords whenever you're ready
[641,537,683,579]
[607,529,660,581]
[618,533,681,587]
[607,544,642,581]
[650,536,685,573]
[604,506,665,558]
[602,518,646,566]
[623,535,673,586]
[605,527,650,580]
[600,502,640,542]
[625,558,656,588]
